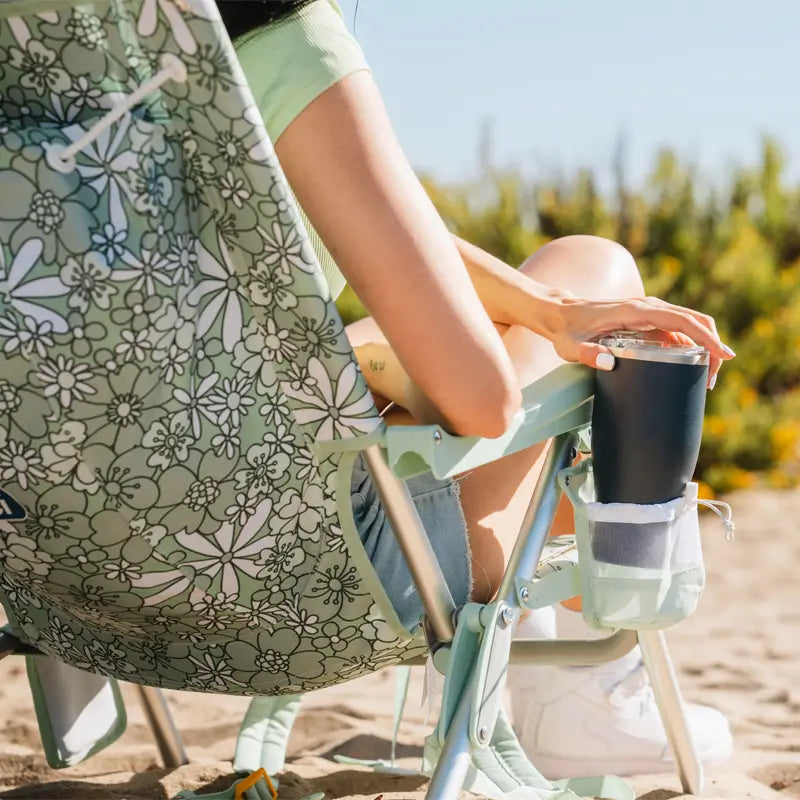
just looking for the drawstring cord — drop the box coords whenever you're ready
[44,53,187,174]
[696,499,735,541]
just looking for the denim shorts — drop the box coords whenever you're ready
[350,456,472,632]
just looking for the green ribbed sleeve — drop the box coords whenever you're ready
[235,1,370,300]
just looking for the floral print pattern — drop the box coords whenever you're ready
[0,0,424,696]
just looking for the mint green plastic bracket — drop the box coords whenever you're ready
[468,601,517,750]
[383,364,593,480]
[517,565,582,611]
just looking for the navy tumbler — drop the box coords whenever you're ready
[591,333,709,505]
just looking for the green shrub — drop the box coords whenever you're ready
[336,138,800,494]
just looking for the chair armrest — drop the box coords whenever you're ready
[383,363,593,480]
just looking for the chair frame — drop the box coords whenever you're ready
[0,428,703,796]
[366,430,703,798]
[0,0,702,790]
[0,628,188,768]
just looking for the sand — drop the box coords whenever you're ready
[2,487,800,800]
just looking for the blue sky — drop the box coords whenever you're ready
[336,0,798,192]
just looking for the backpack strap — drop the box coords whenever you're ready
[172,769,292,800]
[233,696,303,775]
[423,706,633,800]
[553,776,634,800]
[333,665,420,775]
[424,706,577,800]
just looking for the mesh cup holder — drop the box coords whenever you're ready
[591,519,674,569]
[559,460,706,631]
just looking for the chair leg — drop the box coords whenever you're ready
[638,630,704,796]
[135,685,189,768]
[425,436,579,800]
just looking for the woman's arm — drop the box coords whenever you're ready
[452,235,568,334]
[349,234,733,410]
[274,71,520,437]
[453,235,731,385]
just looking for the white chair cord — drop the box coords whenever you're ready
[696,498,735,541]
[45,53,187,174]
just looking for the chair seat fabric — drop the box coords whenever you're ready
[0,0,428,695]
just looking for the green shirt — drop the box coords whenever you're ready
[235,1,370,300]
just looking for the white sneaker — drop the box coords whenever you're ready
[508,609,733,778]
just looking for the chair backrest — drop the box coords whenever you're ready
[0,0,426,695]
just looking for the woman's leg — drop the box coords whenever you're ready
[346,235,645,600]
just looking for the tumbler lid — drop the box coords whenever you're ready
[598,332,709,365]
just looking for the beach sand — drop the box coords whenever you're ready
[2,487,799,799]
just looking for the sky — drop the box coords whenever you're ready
[336,0,799,193]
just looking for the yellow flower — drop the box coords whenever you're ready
[753,318,774,338]
[729,468,756,491]
[660,256,682,278]
[704,415,728,437]
[770,421,800,462]
[696,481,715,500]
[767,469,797,490]
[738,387,758,409]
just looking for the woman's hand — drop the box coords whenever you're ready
[451,236,733,391]
[549,295,735,388]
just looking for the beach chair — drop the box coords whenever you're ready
[0,1,707,797]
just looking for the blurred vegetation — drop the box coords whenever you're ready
[336,137,800,495]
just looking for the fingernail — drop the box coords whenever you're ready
[595,352,615,371]
[721,344,736,357]
[709,373,717,391]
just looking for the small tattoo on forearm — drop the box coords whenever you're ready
[369,360,385,372]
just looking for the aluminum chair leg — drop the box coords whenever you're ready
[363,444,457,643]
[403,629,638,668]
[135,685,188,768]
[509,629,638,664]
[495,433,577,608]
[638,630,703,796]
[423,434,577,800]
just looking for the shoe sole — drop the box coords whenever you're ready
[529,739,734,780]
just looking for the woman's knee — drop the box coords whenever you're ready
[519,235,644,300]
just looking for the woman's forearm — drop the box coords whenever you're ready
[353,342,452,427]
[452,235,567,338]
[349,238,574,421]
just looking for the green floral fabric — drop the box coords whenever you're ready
[0,0,426,695]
